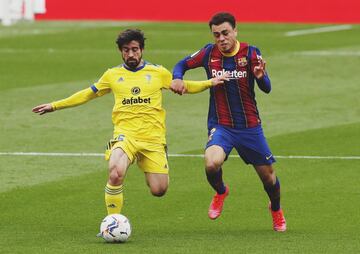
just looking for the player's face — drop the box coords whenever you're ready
[211,22,238,53]
[121,40,143,69]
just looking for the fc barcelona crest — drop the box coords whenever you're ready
[238,57,247,67]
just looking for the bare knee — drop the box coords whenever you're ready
[108,164,125,186]
[145,173,168,197]
[150,185,168,197]
[205,145,226,173]
[255,165,276,186]
[108,148,129,186]
[262,173,275,187]
[205,157,223,173]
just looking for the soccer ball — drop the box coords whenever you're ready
[100,214,131,243]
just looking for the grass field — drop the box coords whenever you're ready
[0,21,359,253]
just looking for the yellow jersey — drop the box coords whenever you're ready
[52,62,212,144]
[94,62,173,143]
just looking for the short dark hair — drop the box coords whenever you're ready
[116,29,146,50]
[208,12,236,29]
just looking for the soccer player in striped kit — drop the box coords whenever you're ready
[171,12,286,231]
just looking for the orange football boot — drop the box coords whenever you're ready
[208,186,229,220]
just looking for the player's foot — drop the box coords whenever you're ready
[269,203,286,232]
[208,186,229,220]
[96,232,102,238]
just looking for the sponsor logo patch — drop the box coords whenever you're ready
[212,69,247,79]
[122,96,151,105]
[131,87,141,95]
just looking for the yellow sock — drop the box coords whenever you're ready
[104,183,124,214]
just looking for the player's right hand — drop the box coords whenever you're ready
[32,103,54,115]
[211,72,230,86]
[170,79,186,95]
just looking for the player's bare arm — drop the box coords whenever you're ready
[32,103,54,115]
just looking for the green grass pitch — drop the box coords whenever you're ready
[0,21,359,253]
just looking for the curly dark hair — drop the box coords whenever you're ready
[116,29,146,50]
[208,12,236,29]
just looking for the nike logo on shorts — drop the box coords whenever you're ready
[266,154,273,160]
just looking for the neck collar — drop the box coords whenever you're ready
[123,61,146,72]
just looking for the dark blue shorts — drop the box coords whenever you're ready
[205,125,275,165]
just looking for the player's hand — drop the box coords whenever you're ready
[253,58,266,79]
[211,73,230,86]
[170,79,186,95]
[32,103,54,115]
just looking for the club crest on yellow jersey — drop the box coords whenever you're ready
[145,74,152,84]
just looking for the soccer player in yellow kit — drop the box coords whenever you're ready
[32,29,228,217]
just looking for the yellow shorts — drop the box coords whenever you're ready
[105,134,169,174]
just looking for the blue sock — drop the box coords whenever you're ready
[264,177,281,211]
[206,168,226,194]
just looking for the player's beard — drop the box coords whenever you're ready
[125,57,141,70]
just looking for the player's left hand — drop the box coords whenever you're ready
[211,73,230,86]
[253,59,267,79]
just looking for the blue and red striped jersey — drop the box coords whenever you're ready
[173,41,271,129]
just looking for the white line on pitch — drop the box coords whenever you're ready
[0,152,359,160]
[293,50,360,56]
[285,25,353,37]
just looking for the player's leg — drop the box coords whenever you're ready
[254,164,286,232]
[136,142,169,197]
[234,125,286,231]
[205,127,233,219]
[105,148,131,214]
[253,164,280,211]
[205,145,230,219]
[232,125,282,211]
[104,136,136,215]
[145,173,169,197]
[205,145,227,195]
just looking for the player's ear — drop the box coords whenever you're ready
[234,27,238,37]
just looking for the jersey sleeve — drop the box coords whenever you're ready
[159,66,172,89]
[90,69,112,96]
[184,80,212,94]
[51,69,112,110]
[51,87,97,110]
[249,46,272,93]
[172,44,212,80]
